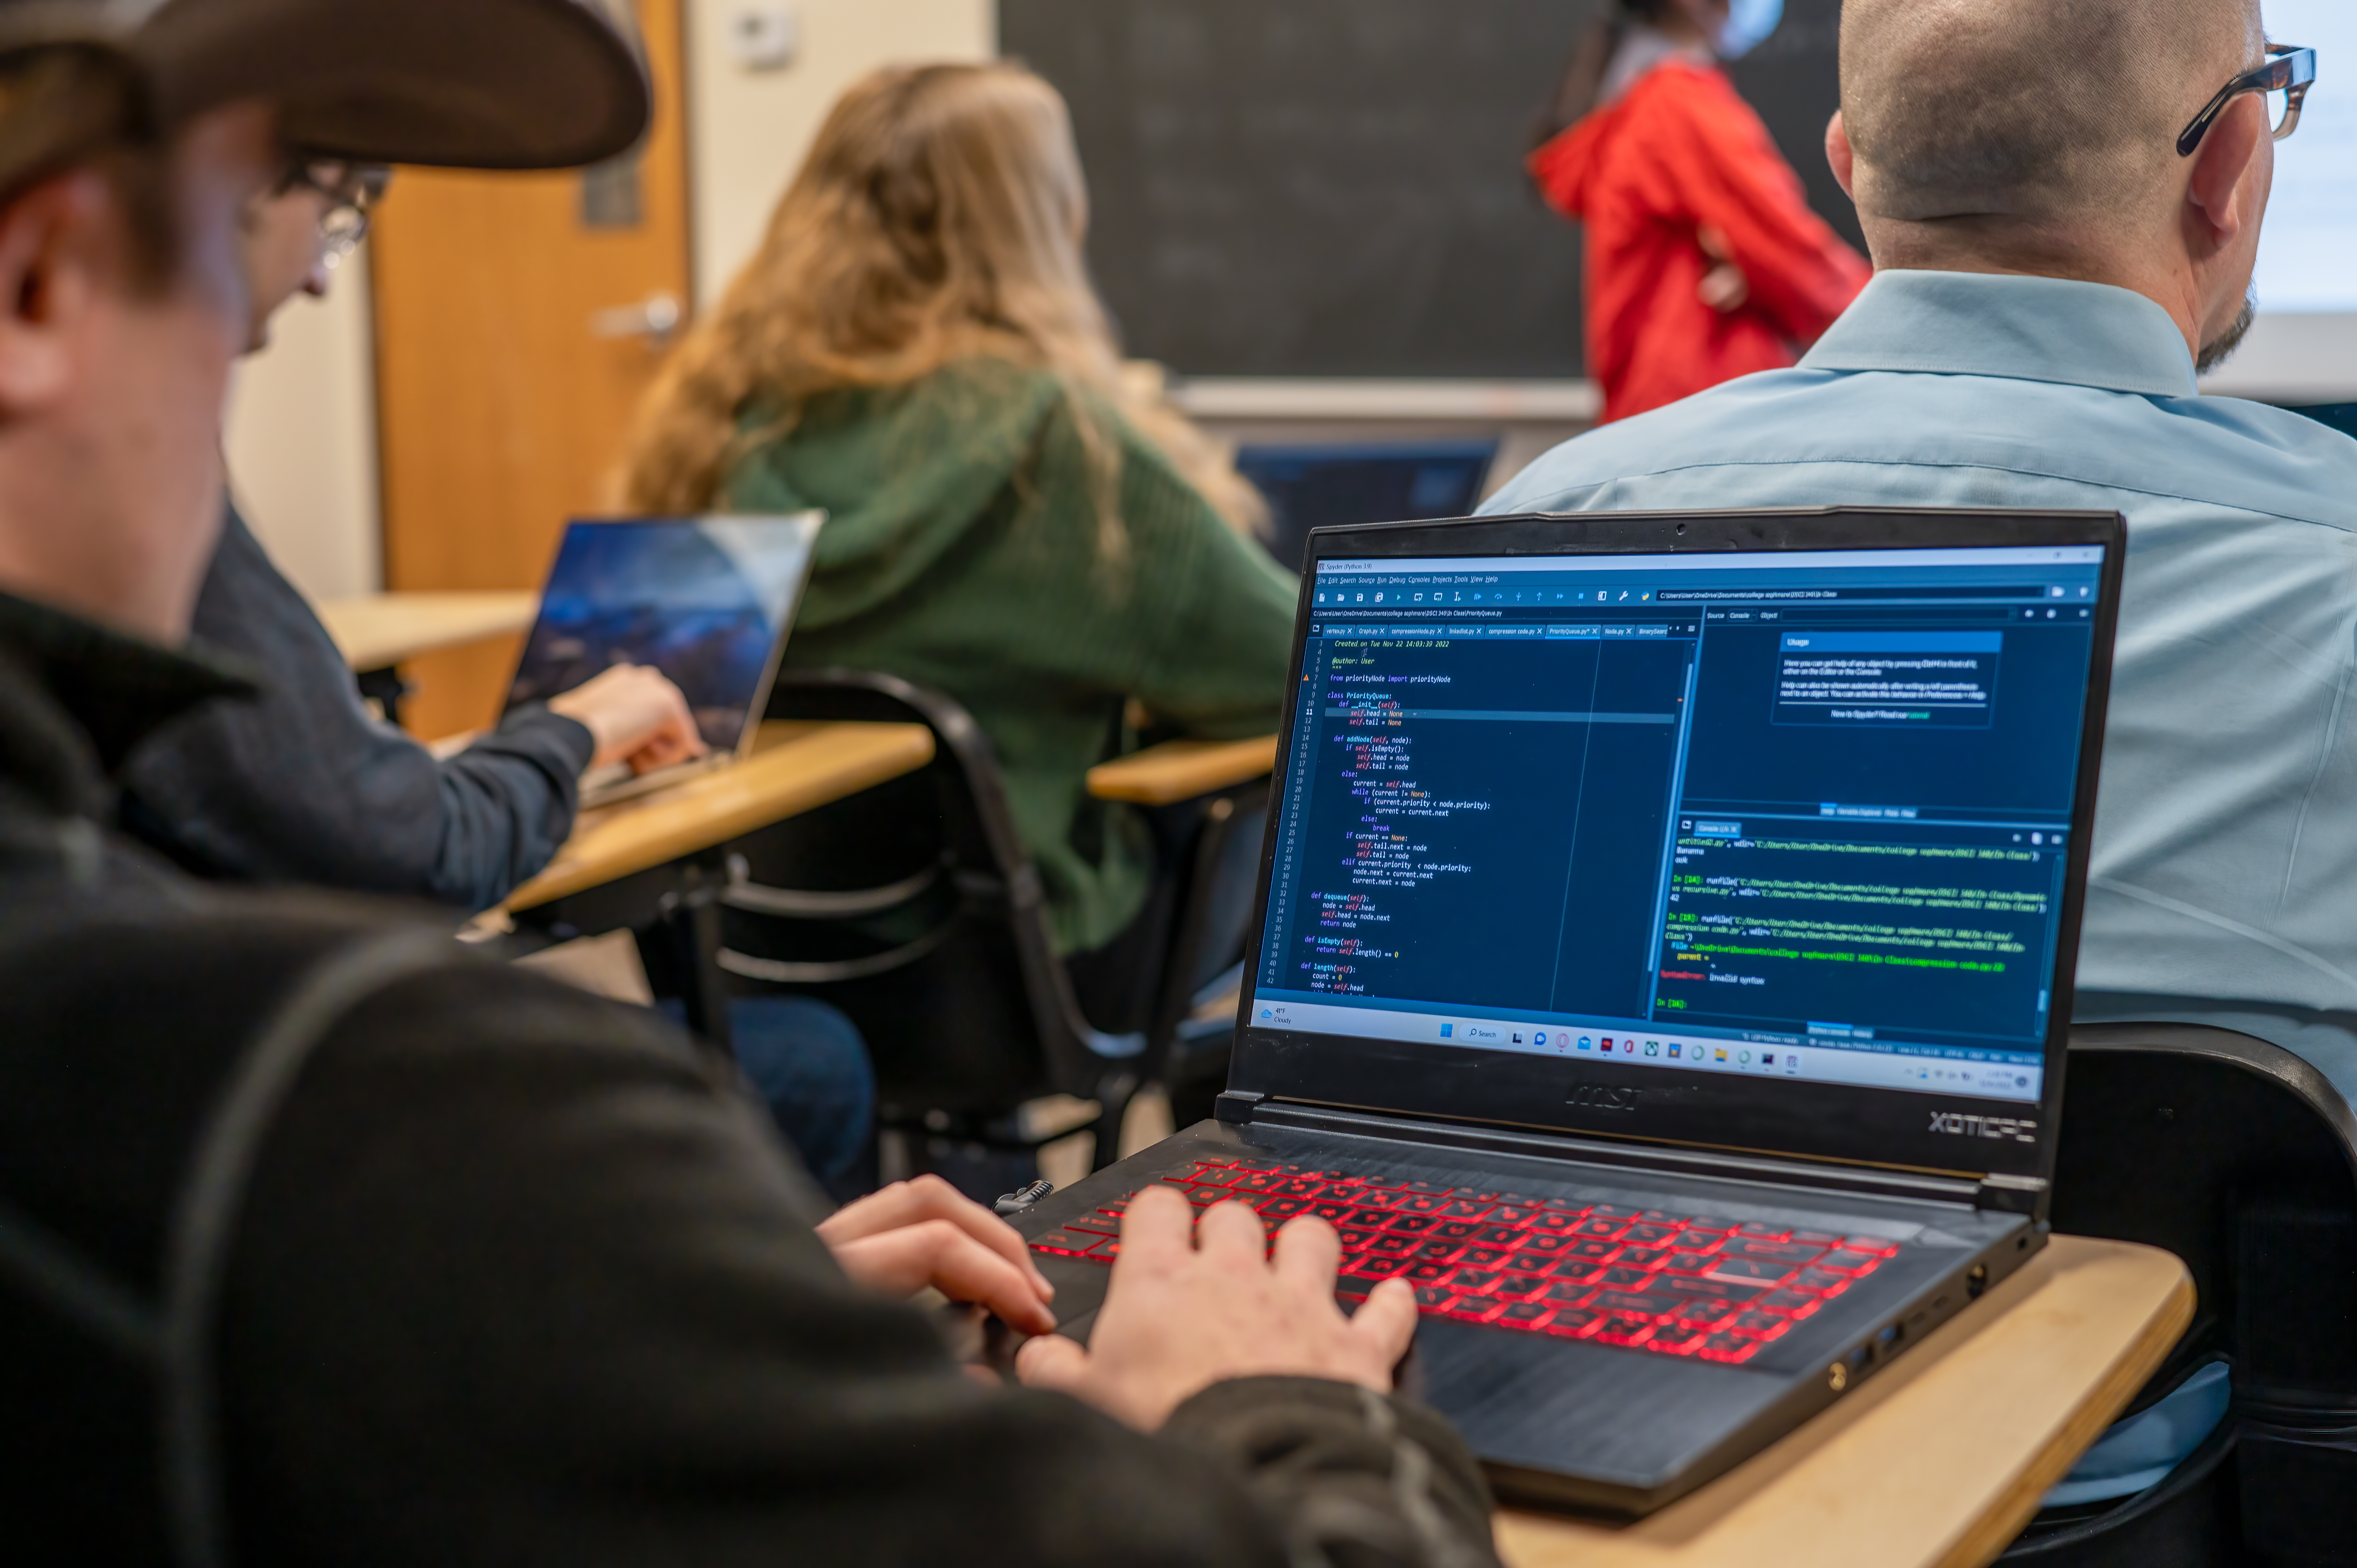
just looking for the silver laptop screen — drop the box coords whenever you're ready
[505,514,820,755]
[1249,544,2108,1107]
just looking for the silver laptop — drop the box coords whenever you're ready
[502,513,823,807]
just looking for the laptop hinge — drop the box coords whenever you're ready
[1238,1099,1986,1207]
[1214,1089,1265,1125]
[1974,1172,2049,1215]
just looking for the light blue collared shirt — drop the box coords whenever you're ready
[1485,269,2357,1102]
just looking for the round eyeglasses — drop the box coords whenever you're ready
[275,155,393,267]
[2177,43,2316,158]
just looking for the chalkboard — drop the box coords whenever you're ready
[1000,0,1859,380]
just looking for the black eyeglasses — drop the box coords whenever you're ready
[2178,43,2316,157]
[274,154,394,267]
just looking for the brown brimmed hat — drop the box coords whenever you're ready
[0,0,650,169]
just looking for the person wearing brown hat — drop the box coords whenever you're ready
[117,0,704,916]
[111,12,882,1199]
[0,3,1500,1565]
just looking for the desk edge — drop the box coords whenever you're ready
[317,592,540,671]
[503,723,935,912]
[1491,1238,2195,1568]
[1934,1254,2194,1568]
[1086,734,1279,805]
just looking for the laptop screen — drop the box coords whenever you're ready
[505,514,820,754]
[1248,543,2107,1111]
[1237,442,1498,570]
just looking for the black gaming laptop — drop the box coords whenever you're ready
[1015,507,2124,1516]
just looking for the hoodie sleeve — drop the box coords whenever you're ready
[1102,419,1300,743]
[117,505,594,911]
[1527,114,1609,221]
[225,961,1505,1568]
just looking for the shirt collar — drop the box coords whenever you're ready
[1800,270,2200,397]
[0,590,254,816]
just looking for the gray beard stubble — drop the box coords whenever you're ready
[2196,288,2259,374]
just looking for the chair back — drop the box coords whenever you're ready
[2057,1025,2357,1387]
[1996,1023,2357,1563]
[1142,782,1269,1105]
[720,670,1144,1132]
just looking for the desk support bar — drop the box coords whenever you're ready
[638,852,735,1060]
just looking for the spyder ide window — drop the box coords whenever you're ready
[1251,547,2104,1105]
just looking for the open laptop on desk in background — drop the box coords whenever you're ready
[1012,507,2125,1516]
[1236,440,1498,569]
[504,514,823,808]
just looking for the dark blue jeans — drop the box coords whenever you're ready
[659,996,875,1200]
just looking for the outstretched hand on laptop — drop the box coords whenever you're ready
[818,1174,1060,1336]
[1016,1185,1419,1430]
[547,664,709,775]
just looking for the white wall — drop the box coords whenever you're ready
[684,0,995,305]
[222,252,382,601]
[2200,315,2357,406]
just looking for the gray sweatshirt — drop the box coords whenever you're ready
[119,504,594,911]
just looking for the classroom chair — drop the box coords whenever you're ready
[713,669,1239,1199]
[1140,779,1268,1129]
[1998,1023,2357,1566]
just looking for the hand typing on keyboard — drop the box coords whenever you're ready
[820,1174,1058,1336]
[546,663,709,774]
[1017,1185,1419,1430]
[1031,1158,1905,1365]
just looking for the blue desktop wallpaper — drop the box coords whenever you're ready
[505,516,817,752]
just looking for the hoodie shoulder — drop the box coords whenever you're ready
[1527,60,1746,218]
[722,358,1074,628]
[1528,100,1623,218]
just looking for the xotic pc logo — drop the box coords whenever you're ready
[1568,1084,1640,1112]
[1929,1111,2040,1144]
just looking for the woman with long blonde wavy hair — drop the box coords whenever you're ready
[620,61,1296,1024]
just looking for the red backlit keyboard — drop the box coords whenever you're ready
[1028,1157,1901,1365]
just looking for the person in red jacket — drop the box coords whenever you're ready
[1529,0,1869,423]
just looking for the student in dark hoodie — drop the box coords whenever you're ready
[0,9,1495,1556]
[92,9,877,1197]
[1528,0,1868,423]
[621,62,1297,1028]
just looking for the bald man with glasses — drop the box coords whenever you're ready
[1488,0,2357,1110]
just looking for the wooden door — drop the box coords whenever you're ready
[369,0,692,740]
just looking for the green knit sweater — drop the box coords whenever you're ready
[723,358,1298,955]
